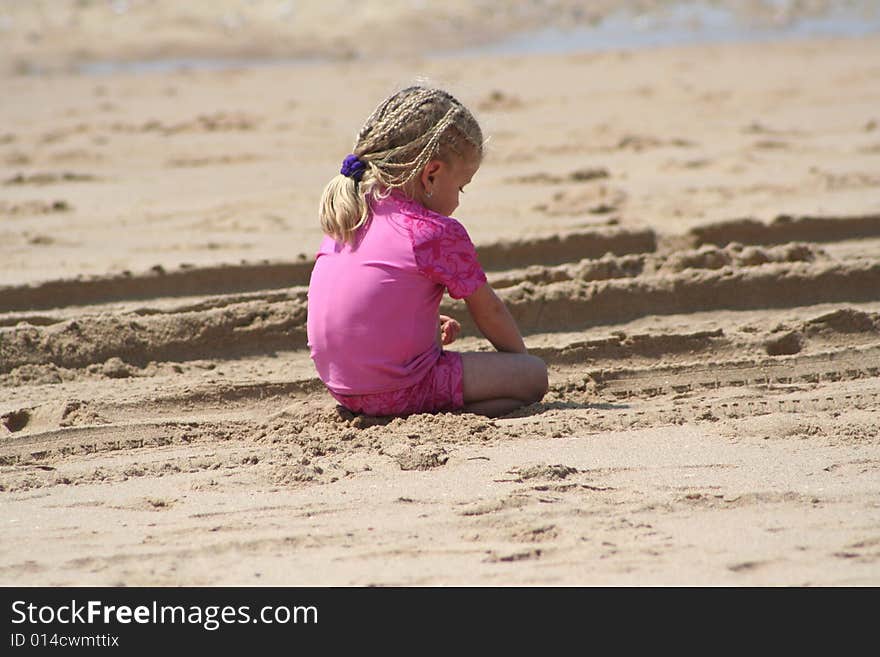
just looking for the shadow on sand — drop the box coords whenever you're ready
[333,400,630,425]
[498,400,630,419]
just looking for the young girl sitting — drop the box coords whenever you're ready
[307,86,548,418]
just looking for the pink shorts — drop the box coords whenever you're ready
[328,351,464,417]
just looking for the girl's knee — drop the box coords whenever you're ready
[524,355,548,403]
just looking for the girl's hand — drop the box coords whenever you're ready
[439,314,461,345]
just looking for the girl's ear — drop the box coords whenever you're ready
[420,159,444,189]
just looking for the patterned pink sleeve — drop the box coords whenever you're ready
[410,215,487,299]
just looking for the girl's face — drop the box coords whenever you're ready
[419,154,480,217]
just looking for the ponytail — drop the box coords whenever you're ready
[319,173,370,244]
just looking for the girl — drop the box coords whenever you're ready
[307,86,548,418]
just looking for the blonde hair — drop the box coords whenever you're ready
[319,86,484,244]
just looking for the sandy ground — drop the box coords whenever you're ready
[1,19,880,584]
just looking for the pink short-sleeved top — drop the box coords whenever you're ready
[306,191,487,395]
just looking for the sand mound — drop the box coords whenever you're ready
[805,308,880,334]
[0,297,307,373]
[475,227,656,271]
[480,260,880,334]
[689,214,880,247]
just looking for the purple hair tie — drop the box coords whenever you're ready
[340,154,366,182]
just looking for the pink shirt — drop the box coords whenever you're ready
[307,191,487,395]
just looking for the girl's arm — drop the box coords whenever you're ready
[464,283,527,354]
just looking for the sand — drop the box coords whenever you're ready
[1,7,879,584]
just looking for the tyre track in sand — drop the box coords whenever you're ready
[2,245,878,372]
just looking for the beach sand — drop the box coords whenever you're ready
[1,3,879,585]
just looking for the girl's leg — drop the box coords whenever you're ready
[460,352,548,417]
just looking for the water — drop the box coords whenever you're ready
[458,3,880,57]
[79,55,329,76]
[77,2,880,75]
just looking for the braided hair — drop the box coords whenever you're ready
[319,86,484,244]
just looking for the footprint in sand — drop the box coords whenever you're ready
[0,200,71,216]
[4,172,98,186]
[477,90,524,112]
[614,134,695,151]
[507,167,610,185]
[533,185,628,217]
